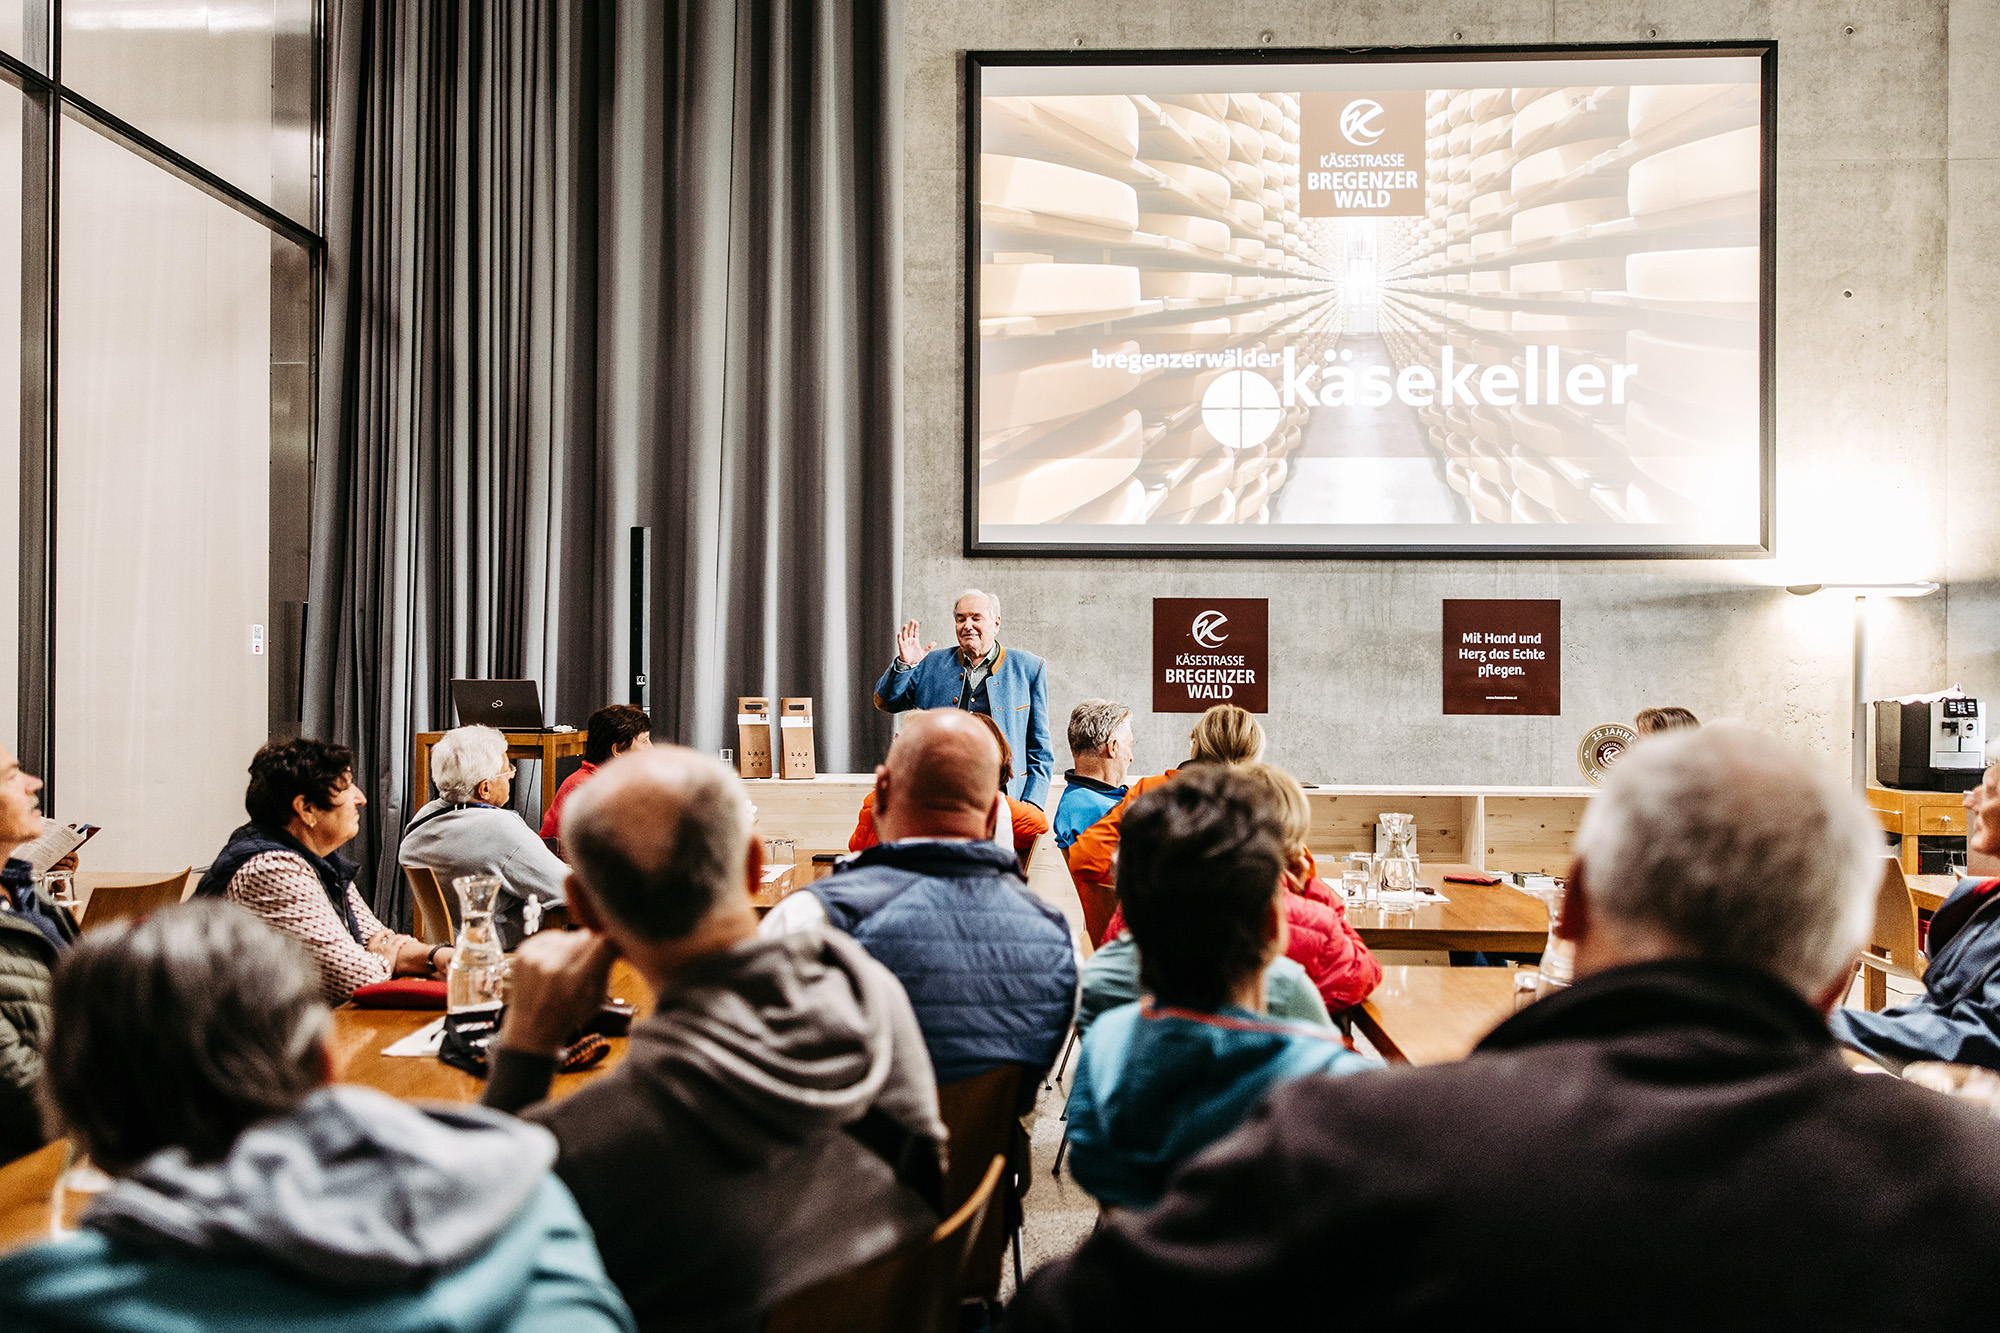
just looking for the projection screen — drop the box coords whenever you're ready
[966,45,1775,557]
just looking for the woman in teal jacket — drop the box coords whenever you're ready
[0,902,632,1333]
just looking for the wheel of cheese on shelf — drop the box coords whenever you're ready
[1627,84,1741,138]
[982,155,1138,230]
[1509,310,1624,332]
[1227,119,1264,163]
[1021,95,1141,159]
[1060,475,1148,524]
[1131,368,1224,410]
[1448,121,1474,155]
[981,261,1140,318]
[1145,159,1232,209]
[1471,147,1512,187]
[1142,270,1233,300]
[1185,489,1236,524]
[1225,159,1264,194]
[1139,212,1231,253]
[1469,190,1513,222]
[1148,316,1233,341]
[1509,256,1622,292]
[1509,137,1621,195]
[980,408,1143,525]
[1159,449,1235,512]
[1158,92,1229,122]
[1510,87,1552,113]
[1468,471,1511,522]
[1469,87,1511,119]
[1470,229,1512,258]
[1511,88,1593,146]
[1260,128,1287,161]
[1225,93,1267,130]
[1447,242,1472,264]
[1510,193,1628,245]
[1625,329,1755,404]
[1447,179,1476,207]
[1449,152,1472,181]
[1470,112,1516,156]
[1510,488,1557,524]
[1624,399,1754,496]
[983,339,1140,432]
[1468,270,1508,295]
[1229,237,1266,262]
[1627,127,1758,216]
[1261,160,1286,191]
[1445,457,1473,495]
[1234,471,1272,518]
[1230,275,1266,297]
[1625,247,1758,304]
[1160,103,1231,164]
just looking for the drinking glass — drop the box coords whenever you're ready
[720,748,735,766]
[1340,865,1370,904]
[40,870,76,910]
[1344,853,1376,906]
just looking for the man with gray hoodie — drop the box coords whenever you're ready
[485,745,947,1333]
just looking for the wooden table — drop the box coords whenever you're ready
[1868,785,1970,875]
[1909,875,1959,915]
[414,729,589,823]
[1344,864,1550,953]
[1354,965,1522,1064]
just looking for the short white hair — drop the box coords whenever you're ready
[432,725,510,803]
[1572,724,1882,998]
[954,588,1000,618]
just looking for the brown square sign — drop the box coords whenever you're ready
[1298,89,1427,218]
[1154,599,1268,714]
[1443,599,1561,716]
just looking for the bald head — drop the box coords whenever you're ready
[876,710,1003,843]
[561,745,750,940]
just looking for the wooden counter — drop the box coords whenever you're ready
[742,775,1593,875]
[1868,784,1971,875]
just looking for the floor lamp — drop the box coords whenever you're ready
[1785,581,1940,792]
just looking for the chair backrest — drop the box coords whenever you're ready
[403,865,455,947]
[762,1153,1004,1333]
[936,1063,1027,1301]
[80,869,194,932]
[1872,855,1925,977]
[0,1139,69,1253]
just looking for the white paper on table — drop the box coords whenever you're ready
[382,1017,447,1057]
[1376,889,1449,906]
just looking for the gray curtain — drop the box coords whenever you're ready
[309,0,902,924]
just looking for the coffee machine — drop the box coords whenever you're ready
[1873,697,1987,791]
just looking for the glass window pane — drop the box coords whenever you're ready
[0,1,24,64]
[0,84,20,756]
[60,0,312,220]
[55,115,284,871]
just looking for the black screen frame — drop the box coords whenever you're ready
[962,41,1779,560]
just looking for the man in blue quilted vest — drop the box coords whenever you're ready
[871,590,1053,810]
[760,708,1077,1088]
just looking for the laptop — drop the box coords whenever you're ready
[450,679,549,731]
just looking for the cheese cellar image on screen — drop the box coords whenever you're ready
[971,52,1769,554]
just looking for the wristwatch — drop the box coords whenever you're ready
[426,944,448,973]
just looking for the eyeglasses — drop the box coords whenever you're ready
[494,764,516,781]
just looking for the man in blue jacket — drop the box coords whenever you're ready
[873,589,1053,809]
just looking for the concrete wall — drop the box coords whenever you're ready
[901,0,1994,786]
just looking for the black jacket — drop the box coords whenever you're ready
[1012,959,2000,1330]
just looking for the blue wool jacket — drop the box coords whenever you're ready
[1064,1000,1376,1209]
[873,644,1053,809]
[810,840,1076,1086]
[1833,877,2000,1071]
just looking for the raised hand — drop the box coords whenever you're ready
[496,928,617,1057]
[896,618,935,666]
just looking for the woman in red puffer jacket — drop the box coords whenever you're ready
[1095,763,1381,1014]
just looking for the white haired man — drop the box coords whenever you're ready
[399,724,567,947]
[1012,726,2000,1327]
[872,589,1053,809]
[1053,699,1133,854]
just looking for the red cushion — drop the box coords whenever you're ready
[348,978,449,1009]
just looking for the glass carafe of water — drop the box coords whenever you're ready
[1376,813,1415,888]
[1534,881,1575,997]
[448,875,507,1013]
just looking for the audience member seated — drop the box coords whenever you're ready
[848,710,1049,865]
[0,743,73,1164]
[1634,704,1700,735]
[197,739,447,1004]
[1015,726,2000,1327]
[1095,765,1380,1014]
[1067,705,1265,947]
[0,902,632,1333]
[401,724,568,946]
[1832,761,2000,1070]
[483,746,945,1331]
[1971,758,2000,876]
[1053,699,1133,852]
[541,704,652,842]
[1062,767,1375,1210]
[763,708,1077,1087]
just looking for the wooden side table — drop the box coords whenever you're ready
[414,730,589,821]
[1867,785,1970,874]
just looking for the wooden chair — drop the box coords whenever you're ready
[936,1064,1027,1301]
[1861,855,1927,1011]
[763,1153,1003,1333]
[0,1139,70,1253]
[402,865,455,947]
[79,869,193,931]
